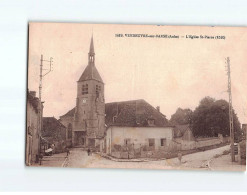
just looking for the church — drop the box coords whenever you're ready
[59,36,176,156]
[60,36,105,149]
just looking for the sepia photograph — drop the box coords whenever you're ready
[26,22,246,171]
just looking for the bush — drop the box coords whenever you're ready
[113,144,122,152]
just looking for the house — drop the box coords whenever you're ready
[104,100,178,159]
[42,117,68,153]
[26,90,43,165]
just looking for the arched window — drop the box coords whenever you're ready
[68,123,72,139]
[82,84,88,95]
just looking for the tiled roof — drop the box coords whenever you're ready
[60,99,169,127]
[105,99,169,127]
[42,117,66,139]
[173,124,191,138]
[60,107,75,118]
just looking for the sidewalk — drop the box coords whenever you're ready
[209,154,246,171]
[38,152,68,167]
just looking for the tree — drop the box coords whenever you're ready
[192,96,241,139]
[170,108,193,125]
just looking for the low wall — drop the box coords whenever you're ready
[110,140,181,159]
[175,136,230,151]
[174,138,196,150]
[110,137,230,159]
[196,137,222,148]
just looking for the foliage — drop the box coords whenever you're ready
[191,96,241,139]
[170,108,193,125]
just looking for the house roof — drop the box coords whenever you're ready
[27,90,40,113]
[105,99,169,127]
[43,117,66,128]
[173,124,191,138]
[42,117,66,138]
[60,99,169,127]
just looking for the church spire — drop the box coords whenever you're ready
[88,35,95,65]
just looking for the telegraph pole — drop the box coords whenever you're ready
[226,57,235,162]
[39,55,53,101]
[38,55,53,163]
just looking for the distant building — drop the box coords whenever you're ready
[42,117,67,153]
[26,90,43,165]
[173,124,195,141]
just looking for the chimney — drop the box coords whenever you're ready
[156,106,160,112]
[30,91,36,97]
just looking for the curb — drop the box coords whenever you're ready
[61,157,69,167]
[97,153,166,162]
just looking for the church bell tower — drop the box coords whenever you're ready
[73,36,105,148]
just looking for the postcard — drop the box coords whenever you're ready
[26,23,246,171]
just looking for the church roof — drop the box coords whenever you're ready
[78,63,103,83]
[60,99,170,127]
[60,107,75,118]
[78,36,103,83]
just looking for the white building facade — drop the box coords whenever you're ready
[105,126,177,159]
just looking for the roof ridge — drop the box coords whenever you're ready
[106,99,145,105]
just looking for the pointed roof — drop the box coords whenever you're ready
[78,36,103,83]
[89,36,94,54]
[78,64,103,83]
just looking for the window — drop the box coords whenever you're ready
[147,118,155,126]
[148,138,155,147]
[82,84,88,95]
[96,85,101,94]
[161,138,166,146]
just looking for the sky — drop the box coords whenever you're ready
[28,23,247,124]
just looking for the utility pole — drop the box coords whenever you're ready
[39,55,53,101]
[38,54,53,163]
[226,57,235,162]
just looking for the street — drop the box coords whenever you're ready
[64,145,234,170]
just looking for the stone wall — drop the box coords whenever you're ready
[175,136,230,151]
[196,137,222,148]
